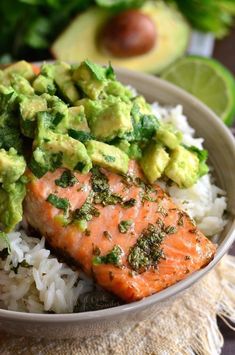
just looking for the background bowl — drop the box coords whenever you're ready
[0,68,235,339]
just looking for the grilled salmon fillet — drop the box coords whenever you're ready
[24,161,216,302]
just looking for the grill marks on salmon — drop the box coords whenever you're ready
[24,162,216,302]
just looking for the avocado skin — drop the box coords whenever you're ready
[51,2,190,74]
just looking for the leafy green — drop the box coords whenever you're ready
[73,192,100,222]
[170,0,235,38]
[93,245,123,266]
[0,0,93,62]
[46,193,70,212]
[90,167,123,206]
[95,0,144,11]
[55,170,78,188]
[128,223,165,273]
[0,125,23,153]
[29,151,63,178]
[68,129,93,143]
[118,220,133,233]
[83,60,116,81]
[124,103,159,143]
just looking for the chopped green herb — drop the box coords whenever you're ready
[122,198,136,208]
[11,260,31,274]
[29,152,63,178]
[75,219,87,232]
[124,104,159,142]
[93,245,123,266]
[91,167,123,206]
[68,129,93,143]
[94,190,122,206]
[177,212,184,226]
[93,245,101,256]
[164,225,177,234]
[91,166,109,192]
[85,229,91,236]
[128,224,165,273]
[55,170,78,188]
[156,205,168,217]
[103,231,112,240]
[46,194,70,213]
[52,112,64,127]
[118,220,133,234]
[74,162,86,172]
[73,192,100,222]
[102,154,116,163]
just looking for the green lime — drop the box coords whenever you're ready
[161,56,235,126]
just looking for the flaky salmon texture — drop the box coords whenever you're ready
[24,161,216,303]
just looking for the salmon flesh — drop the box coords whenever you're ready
[24,162,216,302]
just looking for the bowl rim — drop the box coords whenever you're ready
[0,67,235,323]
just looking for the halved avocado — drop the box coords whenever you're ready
[51,1,190,74]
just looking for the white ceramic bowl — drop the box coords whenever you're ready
[0,68,234,339]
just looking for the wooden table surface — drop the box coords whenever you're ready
[213,25,235,355]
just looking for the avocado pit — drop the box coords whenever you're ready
[100,10,156,58]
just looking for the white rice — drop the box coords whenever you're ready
[0,103,227,314]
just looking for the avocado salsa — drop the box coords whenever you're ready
[0,60,209,233]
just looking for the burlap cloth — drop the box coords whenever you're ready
[0,254,234,355]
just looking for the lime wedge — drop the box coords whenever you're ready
[161,56,235,126]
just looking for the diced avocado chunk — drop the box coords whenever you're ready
[140,143,170,184]
[53,61,79,104]
[4,61,35,81]
[86,140,129,174]
[184,145,209,178]
[67,106,90,132]
[10,74,34,96]
[42,94,69,134]
[31,112,92,177]
[82,96,132,141]
[105,81,133,102]
[0,148,26,184]
[132,95,152,115]
[0,181,26,232]
[19,95,47,137]
[73,60,113,100]
[33,74,56,95]
[165,146,200,188]
[156,124,182,149]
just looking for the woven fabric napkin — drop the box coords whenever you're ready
[0,254,234,355]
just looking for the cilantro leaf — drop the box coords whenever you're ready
[46,194,70,213]
[93,245,123,266]
[29,151,63,178]
[68,129,93,143]
[118,220,133,233]
[84,60,116,81]
[55,170,78,188]
[124,104,159,142]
